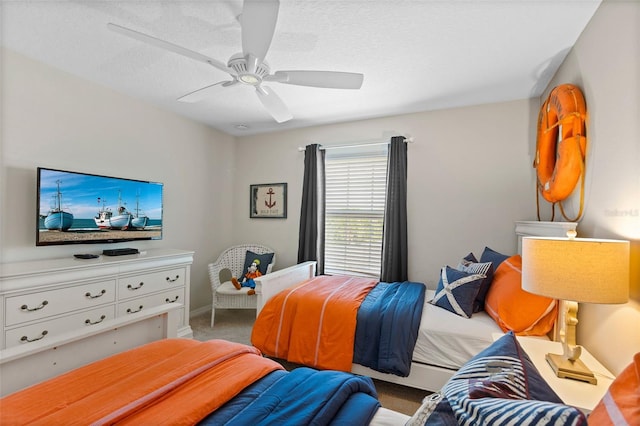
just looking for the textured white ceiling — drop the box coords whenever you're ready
[1,0,601,136]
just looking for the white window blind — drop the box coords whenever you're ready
[324,147,388,277]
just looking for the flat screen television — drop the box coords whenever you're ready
[37,167,163,246]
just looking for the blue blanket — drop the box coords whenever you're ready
[353,281,426,376]
[200,368,380,426]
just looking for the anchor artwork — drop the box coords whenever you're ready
[250,183,287,218]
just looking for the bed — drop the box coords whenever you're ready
[251,261,507,391]
[251,222,574,392]
[0,303,411,425]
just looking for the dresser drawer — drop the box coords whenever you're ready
[4,305,116,349]
[118,268,185,300]
[117,288,185,321]
[5,280,116,326]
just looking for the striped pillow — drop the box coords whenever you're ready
[457,259,494,312]
[419,332,587,425]
[459,398,587,425]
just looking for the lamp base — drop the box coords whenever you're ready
[545,353,597,385]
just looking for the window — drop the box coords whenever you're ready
[324,145,388,277]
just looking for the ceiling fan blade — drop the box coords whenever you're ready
[241,0,279,62]
[264,70,364,89]
[107,23,230,74]
[177,80,239,103]
[255,86,292,123]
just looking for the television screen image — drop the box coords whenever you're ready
[37,167,163,246]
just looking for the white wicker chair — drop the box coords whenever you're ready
[207,244,276,327]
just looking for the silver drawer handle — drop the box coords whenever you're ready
[85,315,106,325]
[127,282,144,290]
[21,330,48,343]
[20,300,49,312]
[85,289,107,299]
[166,275,180,283]
[165,295,180,303]
[126,305,143,314]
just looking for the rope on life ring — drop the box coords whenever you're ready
[533,84,587,222]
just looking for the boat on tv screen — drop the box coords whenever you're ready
[37,168,163,246]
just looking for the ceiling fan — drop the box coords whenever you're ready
[108,0,364,123]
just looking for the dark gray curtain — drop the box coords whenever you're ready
[381,136,408,282]
[297,144,325,274]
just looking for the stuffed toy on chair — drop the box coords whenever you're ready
[231,259,262,296]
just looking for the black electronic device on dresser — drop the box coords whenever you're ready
[102,248,140,256]
[73,254,99,259]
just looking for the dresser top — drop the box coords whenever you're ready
[0,249,194,281]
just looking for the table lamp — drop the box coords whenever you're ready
[521,232,629,384]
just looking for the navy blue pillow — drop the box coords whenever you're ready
[462,252,478,263]
[242,250,274,276]
[479,246,510,269]
[460,332,563,402]
[406,332,587,425]
[430,266,485,319]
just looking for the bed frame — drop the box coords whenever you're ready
[0,304,181,396]
[254,261,454,391]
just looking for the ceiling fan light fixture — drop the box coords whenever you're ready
[239,74,261,85]
[228,53,269,86]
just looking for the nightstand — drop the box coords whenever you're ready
[517,336,614,414]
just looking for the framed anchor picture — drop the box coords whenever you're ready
[250,183,287,219]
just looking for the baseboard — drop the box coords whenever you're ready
[189,306,211,318]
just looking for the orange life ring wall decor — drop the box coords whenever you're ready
[534,84,587,221]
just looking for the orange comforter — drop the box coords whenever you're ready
[251,275,378,372]
[1,339,283,425]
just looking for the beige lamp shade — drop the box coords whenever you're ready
[521,236,630,304]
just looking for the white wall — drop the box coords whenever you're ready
[232,99,536,288]
[537,0,640,375]
[0,48,236,312]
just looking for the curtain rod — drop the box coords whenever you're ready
[297,137,414,152]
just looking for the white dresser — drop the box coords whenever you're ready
[0,249,194,349]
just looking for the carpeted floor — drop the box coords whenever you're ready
[191,309,428,416]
